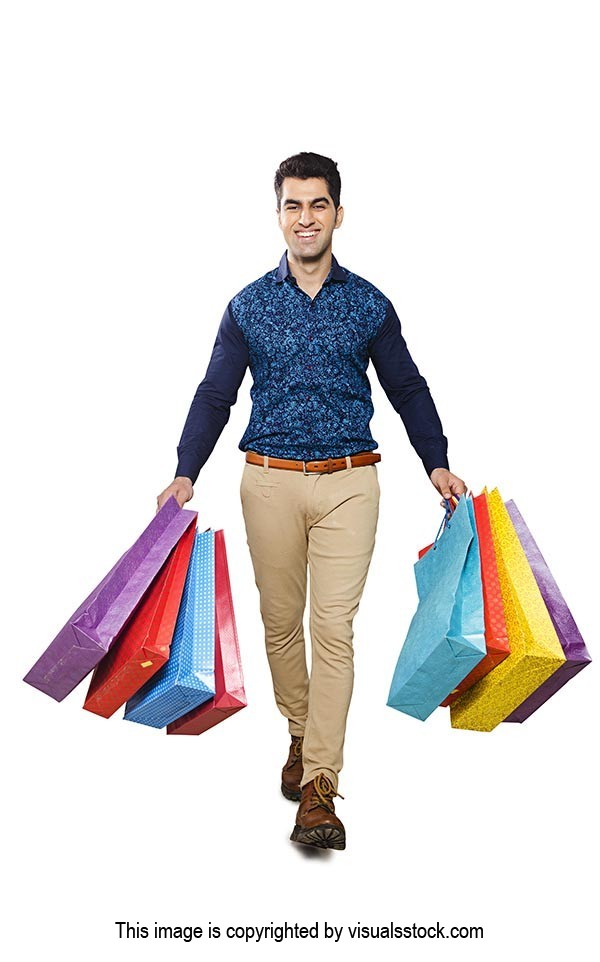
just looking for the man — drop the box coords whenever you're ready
[157,152,466,851]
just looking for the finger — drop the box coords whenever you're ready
[450,477,467,496]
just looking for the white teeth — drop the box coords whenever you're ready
[298,232,316,237]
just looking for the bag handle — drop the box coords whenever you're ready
[432,498,455,550]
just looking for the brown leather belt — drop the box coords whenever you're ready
[245,450,381,474]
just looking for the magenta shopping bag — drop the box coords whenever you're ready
[23,498,197,702]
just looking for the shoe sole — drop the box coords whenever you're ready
[290,824,346,850]
[281,782,301,802]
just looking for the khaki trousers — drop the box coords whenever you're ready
[240,457,380,790]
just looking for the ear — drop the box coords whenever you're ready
[334,205,344,229]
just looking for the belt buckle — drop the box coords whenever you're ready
[302,460,309,475]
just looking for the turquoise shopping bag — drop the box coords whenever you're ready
[387,497,485,720]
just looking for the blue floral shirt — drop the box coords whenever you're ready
[176,251,449,483]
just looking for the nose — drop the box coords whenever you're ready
[298,206,315,227]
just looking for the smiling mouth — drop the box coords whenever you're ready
[296,231,319,239]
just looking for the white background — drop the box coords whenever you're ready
[2,2,598,959]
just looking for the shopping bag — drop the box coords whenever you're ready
[440,491,510,705]
[124,529,216,728]
[387,497,486,720]
[83,522,196,718]
[450,488,566,731]
[167,529,246,735]
[502,499,591,722]
[23,498,197,702]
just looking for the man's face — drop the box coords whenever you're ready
[277,177,344,262]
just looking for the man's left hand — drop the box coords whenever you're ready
[429,467,468,501]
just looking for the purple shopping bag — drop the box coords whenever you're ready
[23,497,197,702]
[503,500,591,722]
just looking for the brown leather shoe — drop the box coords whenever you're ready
[290,773,346,850]
[281,735,304,801]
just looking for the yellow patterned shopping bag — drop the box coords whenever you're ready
[450,488,565,732]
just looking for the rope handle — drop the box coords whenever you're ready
[432,498,454,549]
[431,490,474,550]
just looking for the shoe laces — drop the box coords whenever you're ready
[284,736,303,772]
[307,772,344,813]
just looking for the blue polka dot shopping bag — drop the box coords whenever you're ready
[166,529,247,735]
[124,529,216,728]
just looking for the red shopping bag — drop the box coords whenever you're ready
[167,529,246,735]
[83,523,196,718]
[440,490,510,705]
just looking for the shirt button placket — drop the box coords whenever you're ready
[306,295,315,372]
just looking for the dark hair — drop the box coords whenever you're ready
[274,152,341,210]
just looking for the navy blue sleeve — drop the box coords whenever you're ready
[369,300,449,477]
[175,301,249,484]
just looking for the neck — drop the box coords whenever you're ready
[287,248,333,292]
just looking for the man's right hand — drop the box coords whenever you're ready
[156,476,194,512]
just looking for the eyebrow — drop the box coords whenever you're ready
[283,196,331,206]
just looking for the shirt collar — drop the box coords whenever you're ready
[275,250,348,285]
